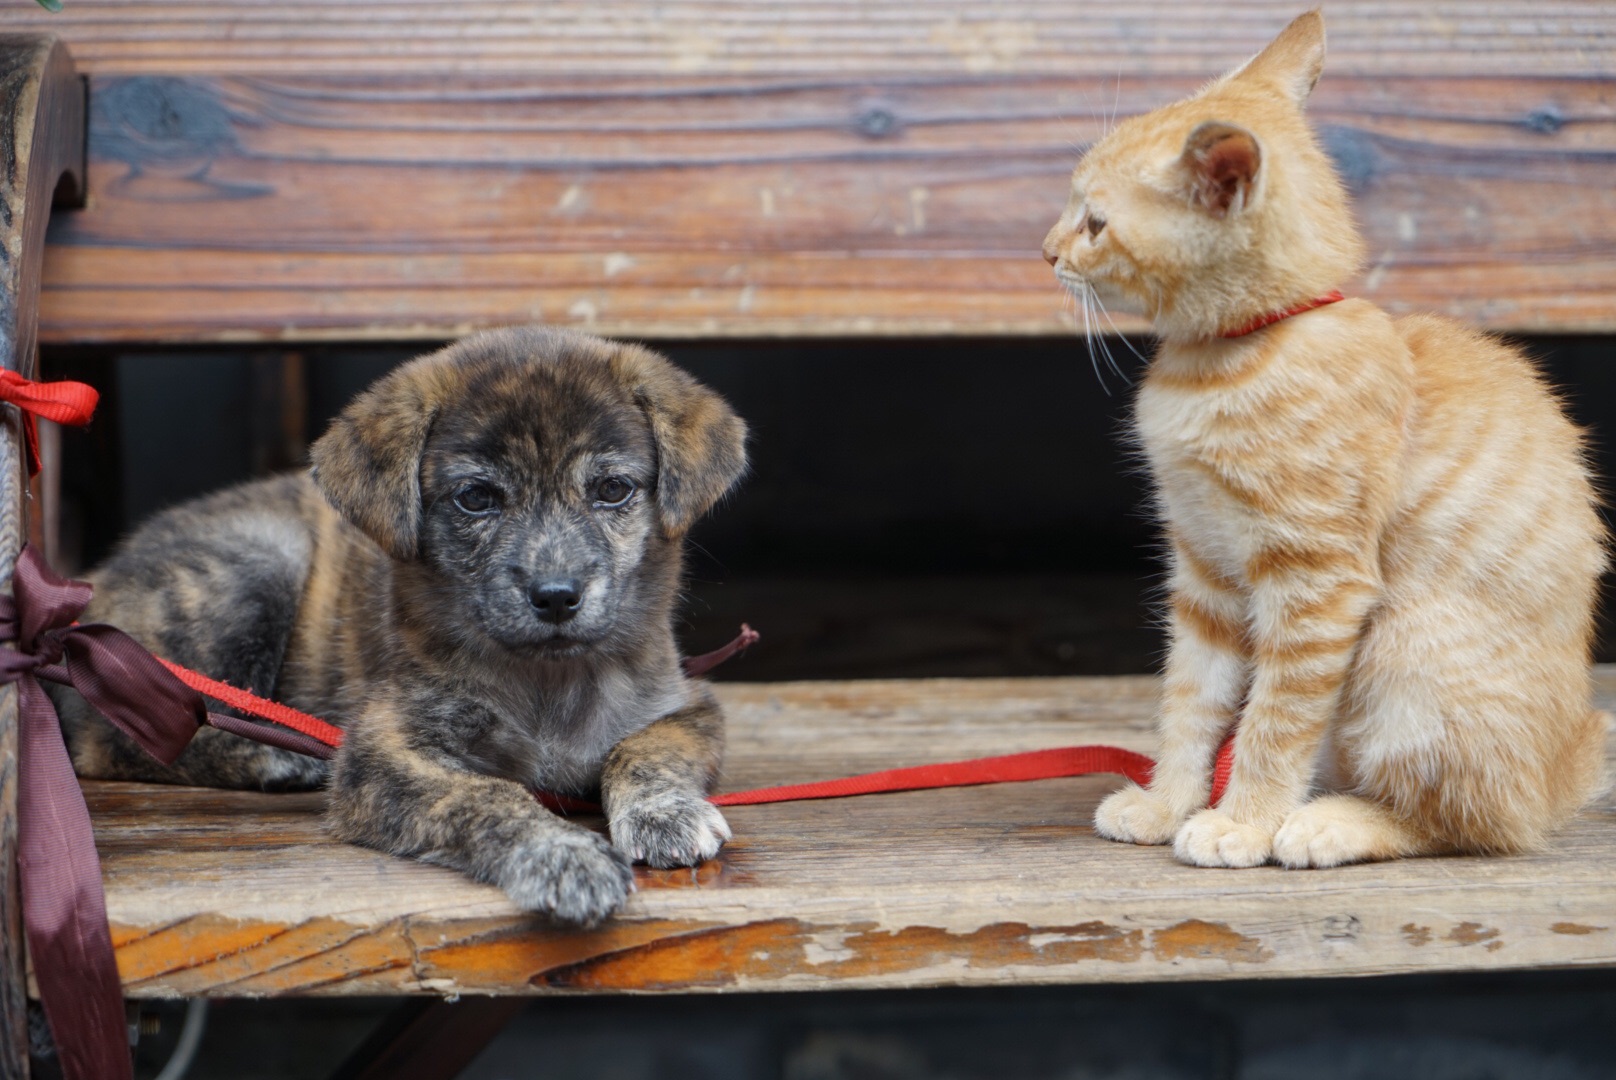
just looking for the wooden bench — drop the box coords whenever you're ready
[1,4,1614,1077]
[92,675,1616,998]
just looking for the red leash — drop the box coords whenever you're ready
[160,638,1235,811]
[3,363,1235,816]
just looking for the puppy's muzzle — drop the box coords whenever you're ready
[529,579,583,624]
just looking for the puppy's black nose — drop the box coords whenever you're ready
[529,580,582,624]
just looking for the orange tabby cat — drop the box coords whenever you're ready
[1042,10,1608,868]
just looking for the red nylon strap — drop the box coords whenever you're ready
[157,656,347,750]
[152,621,1238,813]
[146,622,766,755]
[539,734,1237,815]
[712,744,1155,805]
[90,607,1242,814]
[1220,290,1346,339]
[0,369,100,477]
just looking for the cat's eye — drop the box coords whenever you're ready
[453,483,500,515]
[1087,213,1107,240]
[594,477,636,507]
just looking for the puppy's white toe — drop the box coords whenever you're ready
[498,829,634,926]
[611,791,731,868]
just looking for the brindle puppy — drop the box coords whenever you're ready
[53,326,747,925]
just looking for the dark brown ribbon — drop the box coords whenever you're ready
[682,623,759,678]
[0,545,224,1080]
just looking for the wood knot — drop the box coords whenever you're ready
[1524,107,1564,135]
[94,77,239,165]
[854,105,900,140]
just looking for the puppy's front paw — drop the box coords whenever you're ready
[498,829,634,926]
[1094,784,1184,845]
[1173,809,1272,868]
[611,791,732,868]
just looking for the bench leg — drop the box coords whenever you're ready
[327,999,528,1080]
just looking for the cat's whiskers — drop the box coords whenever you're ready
[1079,283,1127,385]
[1091,291,1149,372]
[1077,281,1115,396]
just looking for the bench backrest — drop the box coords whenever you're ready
[6,1,1616,344]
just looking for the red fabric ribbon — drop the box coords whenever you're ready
[0,369,99,477]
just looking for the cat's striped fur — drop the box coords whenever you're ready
[1042,10,1608,867]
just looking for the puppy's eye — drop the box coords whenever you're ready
[453,483,499,515]
[1087,213,1107,240]
[593,477,635,507]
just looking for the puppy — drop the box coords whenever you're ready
[54,326,747,924]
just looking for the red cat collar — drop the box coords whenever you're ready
[1221,290,1346,339]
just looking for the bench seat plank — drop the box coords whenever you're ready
[80,670,1616,998]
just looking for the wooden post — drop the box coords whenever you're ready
[0,35,86,1080]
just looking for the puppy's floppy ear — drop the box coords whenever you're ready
[610,344,747,537]
[309,352,458,560]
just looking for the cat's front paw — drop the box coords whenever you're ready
[1173,809,1272,868]
[498,828,635,926]
[611,790,732,868]
[1094,784,1184,845]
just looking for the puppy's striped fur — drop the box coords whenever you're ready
[55,327,746,923]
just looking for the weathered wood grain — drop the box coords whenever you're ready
[30,71,1616,342]
[0,1,1611,78]
[0,34,86,1077]
[78,670,1616,999]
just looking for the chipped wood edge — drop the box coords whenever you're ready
[104,887,1616,999]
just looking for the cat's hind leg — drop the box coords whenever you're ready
[1291,599,1608,867]
[1272,794,1435,868]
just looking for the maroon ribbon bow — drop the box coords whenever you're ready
[0,545,217,1080]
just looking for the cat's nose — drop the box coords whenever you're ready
[1042,242,1060,267]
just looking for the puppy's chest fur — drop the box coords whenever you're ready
[426,661,692,794]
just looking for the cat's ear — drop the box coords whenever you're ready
[1180,121,1262,218]
[1233,9,1326,105]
